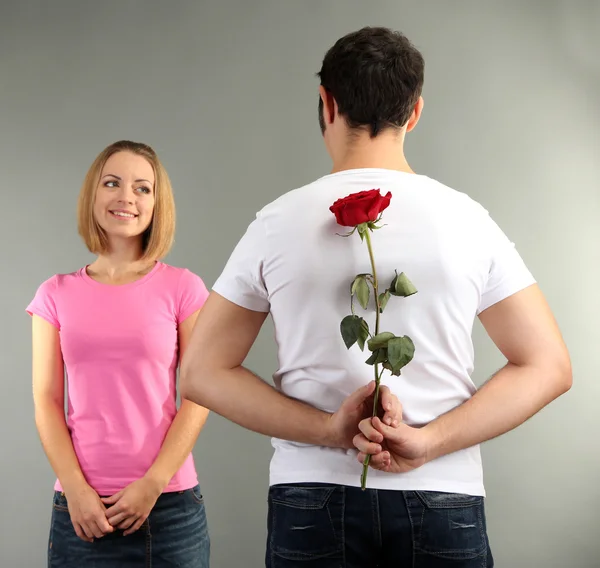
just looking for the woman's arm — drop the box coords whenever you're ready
[144,309,210,489]
[103,309,210,535]
[32,315,85,490]
[32,315,113,540]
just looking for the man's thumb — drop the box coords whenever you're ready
[372,416,397,437]
[348,380,375,405]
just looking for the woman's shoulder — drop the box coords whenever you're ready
[34,268,85,293]
[158,262,205,283]
[158,263,210,314]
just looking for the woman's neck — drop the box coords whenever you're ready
[87,239,155,282]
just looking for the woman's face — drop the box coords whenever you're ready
[93,151,156,243]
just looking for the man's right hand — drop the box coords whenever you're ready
[63,482,114,542]
[327,381,403,450]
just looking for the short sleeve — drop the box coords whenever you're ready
[477,210,537,314]
[177,269,210,324]
[26,276,60,329]
[212,214,270,312]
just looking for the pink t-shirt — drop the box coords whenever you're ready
[26,262,209,495]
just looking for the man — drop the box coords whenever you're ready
[180,26,571,567]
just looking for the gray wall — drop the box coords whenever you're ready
[1,1,598,566]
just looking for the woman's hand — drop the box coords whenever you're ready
[101,477,163,536]
[63,482,114,542]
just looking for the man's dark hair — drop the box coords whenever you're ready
[317,26,425,137]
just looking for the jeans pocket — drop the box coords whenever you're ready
[268,484,344,563]
[190,484,205,505]
[52,491,69,513]
[412,491,487,561]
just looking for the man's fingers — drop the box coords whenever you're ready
[379,386,401,427]
[352,433,382,455]
[371,415,398,437]
[357,451,391,470]
[358,417,384,443]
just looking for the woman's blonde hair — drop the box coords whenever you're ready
[77,140,175,261]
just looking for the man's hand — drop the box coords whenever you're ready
[101,477,163,536]
[328,381,402,450]
[63,482,114,542]
[353,416,430,472]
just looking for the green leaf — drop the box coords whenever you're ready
[378,290,391,313]
[382,361,402,377]
[367,331,396,351]
[387,336,415,374]
[365,350,378,365]
[340,315,370,351]
[356,277,370,310]
[357,318,370,351]
[350,275,370,310]
[365,348,388,366]
[390,271,418,297]
[340,315,359,349]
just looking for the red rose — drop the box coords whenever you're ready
[329,189,392,227]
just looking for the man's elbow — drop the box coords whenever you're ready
[179,354,210,407]
[544,352,573,398]
[556,356,573,394]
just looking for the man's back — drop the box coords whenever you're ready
[181,26,570,565]
[213,167,535,494]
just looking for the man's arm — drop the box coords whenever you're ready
[179,292,401,450]
[354,284,572,471]
[425,283,572,458]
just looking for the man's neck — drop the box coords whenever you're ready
[330,129,415,175]
[331,157,415,175]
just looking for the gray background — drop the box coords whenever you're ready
[1,1,598,566]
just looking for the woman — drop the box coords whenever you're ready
[27,140,211,567]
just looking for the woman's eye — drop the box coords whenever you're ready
[105,181,118,188]
[137,186,151,194]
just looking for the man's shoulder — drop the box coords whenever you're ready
[253,171,489,229]
[257,175,330,213]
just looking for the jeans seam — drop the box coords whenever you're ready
[373,490,382,551]
[479,503,487,568]
[341,485,346,568]
[48,506,56,565]
[403,491,416,568]
[146,518,152,568]
[270,495,276,567]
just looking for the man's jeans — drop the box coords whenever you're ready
[267,483,493,567]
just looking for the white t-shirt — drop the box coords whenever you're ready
[213,168,535,496]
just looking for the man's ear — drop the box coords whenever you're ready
[406,96,424,133]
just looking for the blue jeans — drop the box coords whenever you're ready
[48,485,210,567]
[266,483,493,567]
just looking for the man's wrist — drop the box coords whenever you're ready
[421,421,446,463]
[321,412,353,449]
